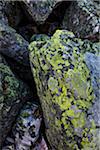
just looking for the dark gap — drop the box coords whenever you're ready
[38,1,72,35]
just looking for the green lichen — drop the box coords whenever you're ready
[29,30,99,149]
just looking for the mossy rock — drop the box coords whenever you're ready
[29,30,100,150]
[0,54,32,147]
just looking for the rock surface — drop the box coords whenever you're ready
[21,0,63,25]
[0,54,32,147]
[29,30,100,150]
[3,101,43,150]
[0,0,99,149]
[0,21,29,66]
[0,21,35,85]
[0,1,8,24]
[62,0,99,40]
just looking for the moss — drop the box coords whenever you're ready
[29,30,99,149]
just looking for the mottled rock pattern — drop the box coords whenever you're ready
[13,102,42,150]
[21,0,63,25]
[0,0,8,24]
[62,0,99,40]
[29,30,100,150]
[0,54,32,147]
[2,102,47,150]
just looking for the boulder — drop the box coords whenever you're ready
[0,21,35,85]
[0,21,29,66]
[62,0,99,41]
[29,30,100,149]
[0,54,32,147]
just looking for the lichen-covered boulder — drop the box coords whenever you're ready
[62,0,99,40]
[0,54,32,147]
[21,0,63,25]
[29,30,100,149]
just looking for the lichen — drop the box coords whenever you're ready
[29,30,99,149]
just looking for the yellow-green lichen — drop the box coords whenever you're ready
[29,30,98,149]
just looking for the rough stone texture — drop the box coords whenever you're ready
[4,1,23,29]
[0,21,35,85]
[29,30,100,150]
[0,21,29,66]
[0,54,32,147]
[3,101,42,150]
[0,0,8,24]
[62,0,99,40]
[21,0,63,25]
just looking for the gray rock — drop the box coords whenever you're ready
[0,54,32,148]
[85,52,100,127]
[0,21,35,85]
[62,0,99,40]
[0,0,8,24]
[0,21,29,66]
[3,102,42,150]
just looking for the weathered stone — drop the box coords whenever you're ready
[3,101,42,150]
[29,30,100,149]
[0,21,29,66]
[0,0,8,24]
[4,1,23,29]
[0,54,32,147]
[0,21,35,85]
[62,0,99,40]
[21,0,63,25]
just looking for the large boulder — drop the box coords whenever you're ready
[62,0,99,40]
[29,30,100,149]
[0,54,32,147]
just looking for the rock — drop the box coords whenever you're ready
[0,21,35,85]
[29,30,100,149]
[85,52,100,127]
[0,54,32,147]
[21,0,64,25]
[4,1,23,29]
[0,1,8,24]
[0,21,29,66]
[62,0,99,41]
[3,101,43,150]
[34,136,48,150]
[3,1,38,41]
[13,102,42,150]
